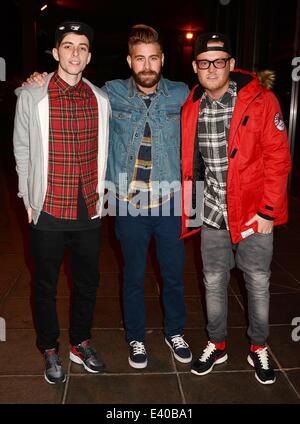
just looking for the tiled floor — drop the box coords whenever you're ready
[0,157,300,405]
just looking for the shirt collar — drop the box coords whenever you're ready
[202,80,237,108]
[51,72,90,97]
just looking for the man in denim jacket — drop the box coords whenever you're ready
[24,24,191,369]
[104,25,191,368]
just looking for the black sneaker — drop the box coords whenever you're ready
[191,341,228,376]
[128,341,147,369]
[44,348,66,385]
[70,340,105,373]
[247,347,276,384]
[165,334,192,363]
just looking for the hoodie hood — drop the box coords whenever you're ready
[15,73,54,102]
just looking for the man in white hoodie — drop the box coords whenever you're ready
[13,21,110,384]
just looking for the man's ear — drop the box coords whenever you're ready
[87,52,91,65]
[192,60,198,74]
[127,54,132,69]
[161,53,164,67]
[230,58,235,71]
[52,48,59,62]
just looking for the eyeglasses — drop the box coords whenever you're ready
[195,57,232,70]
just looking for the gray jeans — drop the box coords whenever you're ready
[201,226,273,345]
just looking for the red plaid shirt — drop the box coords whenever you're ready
[43,73,99,219]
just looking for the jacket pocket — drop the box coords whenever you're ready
[111,110,132,134]
[164,112,181,149]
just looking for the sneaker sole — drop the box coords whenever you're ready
[191,353,228,376]
[70,352,105,374]
[128,356,148,369]
[44,372,66,385]
[165,338,192,364]
[247,355,276,385]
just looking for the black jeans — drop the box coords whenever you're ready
[30,227,101,351]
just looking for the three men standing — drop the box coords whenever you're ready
[15,25,291,386]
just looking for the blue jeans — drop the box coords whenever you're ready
[115,213,186,342]
[201,226,273,345]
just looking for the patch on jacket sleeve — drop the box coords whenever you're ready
[274,112,285,131]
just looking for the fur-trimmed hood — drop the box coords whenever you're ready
[257,70,275,90]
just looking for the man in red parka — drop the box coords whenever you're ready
[181,32,291,384]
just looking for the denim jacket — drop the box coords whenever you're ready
[104,76,189,196]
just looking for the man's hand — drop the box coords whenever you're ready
[22,71,48,87]
[27,207,32,224]
[245,214,274,234]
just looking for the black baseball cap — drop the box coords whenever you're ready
[54,21,94,46]
[194,32,232,58]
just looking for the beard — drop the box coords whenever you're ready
[132,69,161,89]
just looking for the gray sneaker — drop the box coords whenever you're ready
[44,348,66,384]
[70,339,106,373]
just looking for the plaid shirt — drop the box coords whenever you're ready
[43,73,99,220]
[127,94,153,208]
[118,90,171,209]
[198,80,237,229]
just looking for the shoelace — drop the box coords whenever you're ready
[200,341,216,362]
[79,344,97,360]
[170,335,189,349]
[255,347,270,370]
[130,341,146,356]
[45,350,61,369]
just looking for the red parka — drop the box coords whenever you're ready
[181,69,291,244]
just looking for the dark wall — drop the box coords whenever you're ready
[1,0,299,196]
